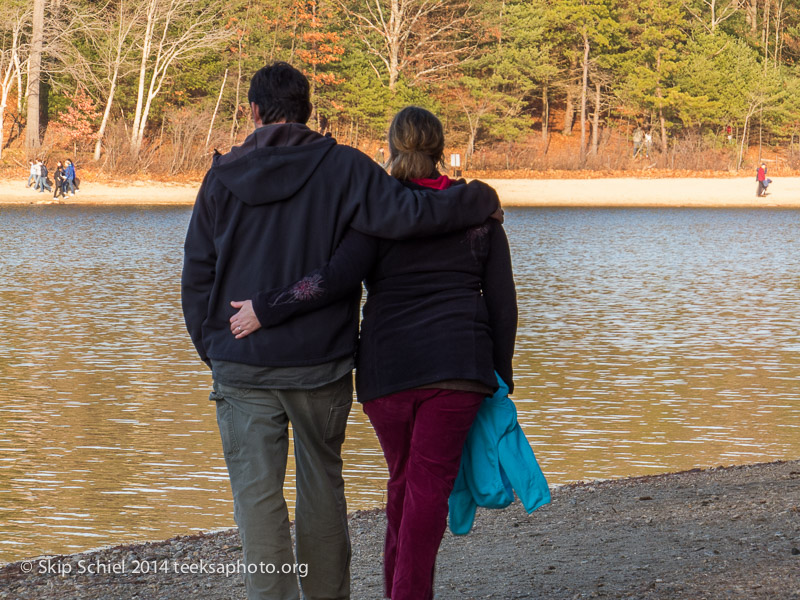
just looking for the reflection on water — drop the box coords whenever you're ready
[0,206,798,563]
[508,208,800,482]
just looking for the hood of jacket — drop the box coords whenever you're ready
[211,123,336,206]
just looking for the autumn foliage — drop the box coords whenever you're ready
[3,0,800,178]
[49,88,101,152]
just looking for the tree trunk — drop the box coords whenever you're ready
[562,88,574,135]
[26,0,46,153]
[94,71,119,161]
[0,25,22,160]
[131,0,158,155]
[655,50,668,153]
[659,107,668,153]
[775,0,784,67]
[14,46,23,114]
[135,52,163,150]
[467,122,477,161]
[738,109,752,170]
[590,80,601,156]
[388,0,401,91]
[746,0,758,36]
[541,84,549,151]
[562,53,578,135]
[0,91,7,159]
[710,0,717,30]
[579,33,589,163]
[206,68,227,149]
[763,0,770,68]
[230,34,243,144]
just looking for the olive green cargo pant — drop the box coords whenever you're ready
[211,374,353,599]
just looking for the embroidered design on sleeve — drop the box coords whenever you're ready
[269,274,325,306]
[465,224,490,261]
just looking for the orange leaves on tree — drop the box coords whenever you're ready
[224,15,248,55]
[291,0,344,88]
[51,87,101,151]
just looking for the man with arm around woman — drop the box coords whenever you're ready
[181,62,501,600]
[230,106,517,600]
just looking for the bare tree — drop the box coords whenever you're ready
[91,0,144,161]
[773,0,784,67]
[0,5,30,159]
[683,0,745,33]
[763,0,770,68]
[455,86,491,162]
[340,0,478,91]
[129,0,230,156]
[51,0,144,160]
[206,67,227,149]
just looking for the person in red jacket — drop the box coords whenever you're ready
[756,162,768,197]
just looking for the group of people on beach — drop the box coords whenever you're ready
[181,62,546,600]
[25,158,79,199]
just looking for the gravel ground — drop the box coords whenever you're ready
[2,460,798,599]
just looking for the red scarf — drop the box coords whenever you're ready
[410,175,455,190]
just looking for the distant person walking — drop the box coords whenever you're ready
[64,159,78,196]
[632,127,644,158]
[31,160,43,191]
[756,162,769,197]
[36,161,52,193]
[26,160,37,188]
[53,162,66,199]
[644,131,653,158]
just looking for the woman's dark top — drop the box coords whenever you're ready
[252,179,517,403]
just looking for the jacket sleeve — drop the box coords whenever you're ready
[251,229,379,328]
[497,417,551,515]
[482,221,518,393]
[347,154,499,239]
[181,173,216,366]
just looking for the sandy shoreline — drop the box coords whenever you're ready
[2,177,798,208]
[1,460,798,599]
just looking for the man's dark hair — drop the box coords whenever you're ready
[248,62,312,125]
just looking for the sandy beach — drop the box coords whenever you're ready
[481,177,800,208]
[2,176,798,208]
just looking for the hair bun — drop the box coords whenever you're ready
[388,107,445,180]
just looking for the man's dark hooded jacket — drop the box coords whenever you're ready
[181,123,499,369]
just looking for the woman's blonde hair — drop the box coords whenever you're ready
[387,106,445,181]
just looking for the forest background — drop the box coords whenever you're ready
[2,0,800,181]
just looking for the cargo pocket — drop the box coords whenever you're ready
[214,395,240,457]
[317,375,353,443]
[324,402,352,443]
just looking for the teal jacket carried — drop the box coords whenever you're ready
[448,375,551,535]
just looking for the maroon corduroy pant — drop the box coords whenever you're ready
[363,388,484,600]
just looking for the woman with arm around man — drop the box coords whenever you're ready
[231,106,517,600]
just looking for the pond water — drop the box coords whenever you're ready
[0,205,798,564]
